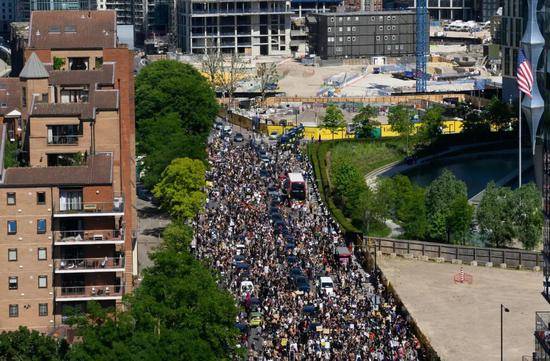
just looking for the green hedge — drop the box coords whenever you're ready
[308,141,360,233]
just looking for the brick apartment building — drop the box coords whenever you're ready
[0,10,136,332]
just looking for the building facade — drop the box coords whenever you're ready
[0,10,136,332]
[410,0,472,20]
[105,0,145,32]
[29,0,97,10]
[307,11,417,59]
[176,0,292,55]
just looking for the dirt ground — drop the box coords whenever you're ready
[378,257,546,361]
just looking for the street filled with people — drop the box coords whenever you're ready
[194,124,423,360]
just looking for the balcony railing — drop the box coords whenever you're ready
[55,197,124,215]
[55,285,125,300]
[47,135,79,145]
[53,229,124,245]
[54,257,125,272]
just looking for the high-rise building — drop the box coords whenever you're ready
[0,0,16,39]
[176,0,292,55]
[29,0,97,10]
[409,0,472,20]
[0,10,136,332]
[498,0,524,102]
[105,0,145,32]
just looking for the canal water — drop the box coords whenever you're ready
[401,153,532,198]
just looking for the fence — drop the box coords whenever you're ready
[263,93,470,106]
[365,237,542,269]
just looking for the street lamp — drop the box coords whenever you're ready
[501,304,510,361]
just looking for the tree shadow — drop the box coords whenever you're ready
[138,206,166,218]
[141,227,166,237]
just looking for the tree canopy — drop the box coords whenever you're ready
[0,326,69,361]
[153,158,207,222]
[477,182,542,249]
[352,105,379,139]
[136,60,218,136]
[322,105,346,140]
[387,105,415,154]
[424,170,472,243]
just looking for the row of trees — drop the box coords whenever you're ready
[136,60,218,188]
[321,97,514,153]
[331,157,542,250]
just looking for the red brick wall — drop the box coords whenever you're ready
[103,48,136,288]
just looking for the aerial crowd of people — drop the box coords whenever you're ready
[194,125,424,360]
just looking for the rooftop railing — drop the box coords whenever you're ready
[54,257,125,271]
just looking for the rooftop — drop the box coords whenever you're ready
[20,52,50,79]
[29,11,117,49]
[1,153,113,187]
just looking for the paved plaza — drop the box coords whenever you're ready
[378,257,547,361]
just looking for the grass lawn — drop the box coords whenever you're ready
[329,141,403,178]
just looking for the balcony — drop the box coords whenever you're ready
[54,257,125,273]
[55,284,124,302]
[53,229,125,245]
[47,135,79,145]
[535,312,550,357]
[54,196,124,218]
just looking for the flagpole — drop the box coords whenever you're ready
[519,90,522,188]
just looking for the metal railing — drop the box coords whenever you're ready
[366,237,542,268]
[47,135,79,145]
[53,229,124,243]
[55,284,124,298]
[56,195,124,214]
[54,257,125,271]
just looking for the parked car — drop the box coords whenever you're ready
[234,133,244,142]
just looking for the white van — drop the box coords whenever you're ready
[319,276,334,296]
[240,281,254,297]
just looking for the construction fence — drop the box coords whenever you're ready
[364,237,542,269]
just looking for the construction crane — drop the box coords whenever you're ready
[415,0,428,93]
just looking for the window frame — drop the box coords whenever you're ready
[37,248,47,261]
[7,248,16,262]
[8,276,18,290]
[6,192,15,205]
[37,219,47,234]
[38,275,47,289]
[39,303,48,317]
[8,304,18,317]
[7,220,16,235]
[37,192,46,205]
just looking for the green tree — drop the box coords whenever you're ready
[484,96,512,132]
[477,182,516,248]
[447,195,473,244]
[322,104,346,140]
[136,60,218,136]
[139,113,207,188]
[153,158,206,221]
[398,184,428,240]
[462,109,490,135]
[417,105,444,145]
[511,184,543,250]
[256,62,279,102]
[352,105,379,139]
[331,161,367,218]
[425,170,470,243]
[0,326,69,361]
[387,105,415,155]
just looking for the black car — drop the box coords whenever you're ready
[234,133,244,142]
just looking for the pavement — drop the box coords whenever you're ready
[136,185,171,275]
[378,256,546,361]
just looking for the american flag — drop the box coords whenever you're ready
[517,49,533,98]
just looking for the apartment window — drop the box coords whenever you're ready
[339,37,343,42]
[371,16,375,21]
[37,192,46,205]
[6,192,15,205]
[392,16,396,20]
[37,248,47,261]
[328,27,331,32]
[392,26,396,30]
[352,36,356,41]
[346,17,350,21]
[338,27,342,32]
[387,26,391,30]
[376,36,381,41]
[378,26,383,31]
[328,37,334,42]
[355,16,359,21]
[37,219,47,234]
[48,25,61,34]
[8,276,17,290]
[352,26,356,31]
[38,275,47,288]
[330,17,334,22]
[338,17,342,22]
[64,25,76,33]
[379,16,383,21]
[8,248,16,261]
[7,220,16,235]
[8,304,18,317]
[392,35,397,40]
[384,35,388,40]
[387,16,391,20]
[346,27,351,31]
[39,303,48,316]
[347,36,351,41]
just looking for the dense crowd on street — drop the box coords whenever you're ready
[194,126,423,360]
